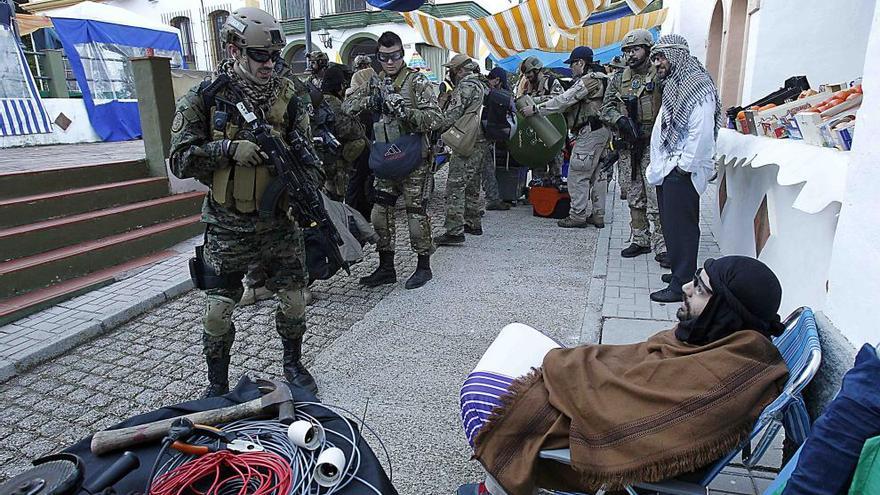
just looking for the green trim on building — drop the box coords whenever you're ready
[280,1,490,35]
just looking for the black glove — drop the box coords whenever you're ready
[615,116,639,144]
[588,115,602,131]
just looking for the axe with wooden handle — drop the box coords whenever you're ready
[90,378,295,456]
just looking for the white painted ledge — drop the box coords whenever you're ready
[715,129,849,214]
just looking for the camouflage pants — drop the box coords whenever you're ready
[482,144,500,203]
[615,145,631,199]
[372,160,435,255]
[619,148,665,253]
[323,158,350,201]
[445,143,487,235]
[202,221,309,351]
[568,127,610,220]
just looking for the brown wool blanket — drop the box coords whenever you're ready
[473,329,788,494]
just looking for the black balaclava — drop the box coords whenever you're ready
[488,66,509,90]
[675,256,786,345]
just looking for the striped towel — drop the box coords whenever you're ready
[460,323,561,447]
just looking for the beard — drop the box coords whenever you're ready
[676,297,691,322]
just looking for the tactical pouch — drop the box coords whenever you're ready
[189,245,241,290]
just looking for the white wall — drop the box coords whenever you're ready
[742,0,874,103]
[0,99,101,148]
[825,2,880,347]
[661,0,715,64]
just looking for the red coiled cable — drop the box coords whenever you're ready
[149,450,292,495]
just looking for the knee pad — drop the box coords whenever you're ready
[374,191,398,207]
[203,294,236,337]
[277,289,306,319]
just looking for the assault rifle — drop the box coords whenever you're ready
[367,76,396,116]
[234,101,350,276]
[621,95,644,182]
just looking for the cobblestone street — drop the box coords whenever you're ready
[0,171,449,482]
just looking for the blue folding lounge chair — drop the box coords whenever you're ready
[539,306,823,495]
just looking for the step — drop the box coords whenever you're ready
[0,215,202,299]
[0,159,149,200]
[0,177,169,229]
[0,250,176,327]
[0,191,205,261]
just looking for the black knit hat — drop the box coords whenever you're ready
[322,65,346,94]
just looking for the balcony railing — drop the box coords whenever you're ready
[320,0,367,15]
[276,0,367,19]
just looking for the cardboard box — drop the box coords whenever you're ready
[794,112,825,146]
[753,92,831,138]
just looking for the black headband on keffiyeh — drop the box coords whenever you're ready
[675,256,786,345]
[650,34,723,154]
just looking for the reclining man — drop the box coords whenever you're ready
[459,255,790,495]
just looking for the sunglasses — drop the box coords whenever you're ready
[376,50,404,63]
[246,49,280,63]
[693,268,713,296]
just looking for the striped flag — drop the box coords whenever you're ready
[555,8,669,52]
[0,98,52,137]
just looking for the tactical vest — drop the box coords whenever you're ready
[619,64,662,133]
[565,73,603,132]
[209,79,296,213]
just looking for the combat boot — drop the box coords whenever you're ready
[486,200,511,211]
[282,336,318,395]
[557,216,589,228]
[359,251,397,287]
[434,232,465,245]
[405,254,433,289]
[239,285,272,306]
[201,336,231,398]
[464,225,483,235]
[621,243,651,258]
[586,213,605,229]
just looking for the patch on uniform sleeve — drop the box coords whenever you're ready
[171,112,185,133]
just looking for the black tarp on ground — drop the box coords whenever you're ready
[62,377,398,494]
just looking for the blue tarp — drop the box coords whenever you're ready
[490,27,660,76]
[50,13,185,141]
[585,3,633,25]
[366,0,426,12]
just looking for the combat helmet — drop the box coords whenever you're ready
[520,56,543,73]
[621,28,654,50]
[309,51,330,66]
[221,7,285,51]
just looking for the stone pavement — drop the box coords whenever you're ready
[0,140,145,173]
[0,166,785,495]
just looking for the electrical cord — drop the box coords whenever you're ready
[149,401,392,495]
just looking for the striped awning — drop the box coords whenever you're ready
[401,10,483,58]
[555,8,668,52]
[402,0,653,60]
[16,14,53,36]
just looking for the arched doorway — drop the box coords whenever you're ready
[705,0,722,85]
[344,36,380,72]
[283,44,308,74]
[719,0,748,107]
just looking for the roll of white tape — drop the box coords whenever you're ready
[287,420,324,450]
[314,447,346,487]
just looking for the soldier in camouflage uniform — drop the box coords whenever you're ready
[434,54,489,245]
[319,65,367,200]
[601,29,667,264]
[169,7,321,397]
[522,46,609,228]
[342,31,442,289]
[515,56,565,179]
[307,50,329,90]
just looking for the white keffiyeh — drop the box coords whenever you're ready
[651,34,722,154]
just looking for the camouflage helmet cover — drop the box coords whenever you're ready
[621,28,654,50]
[221,7,285,51]
[309,51,330,64]
[520,56,543,73]
[353,54,372,67]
